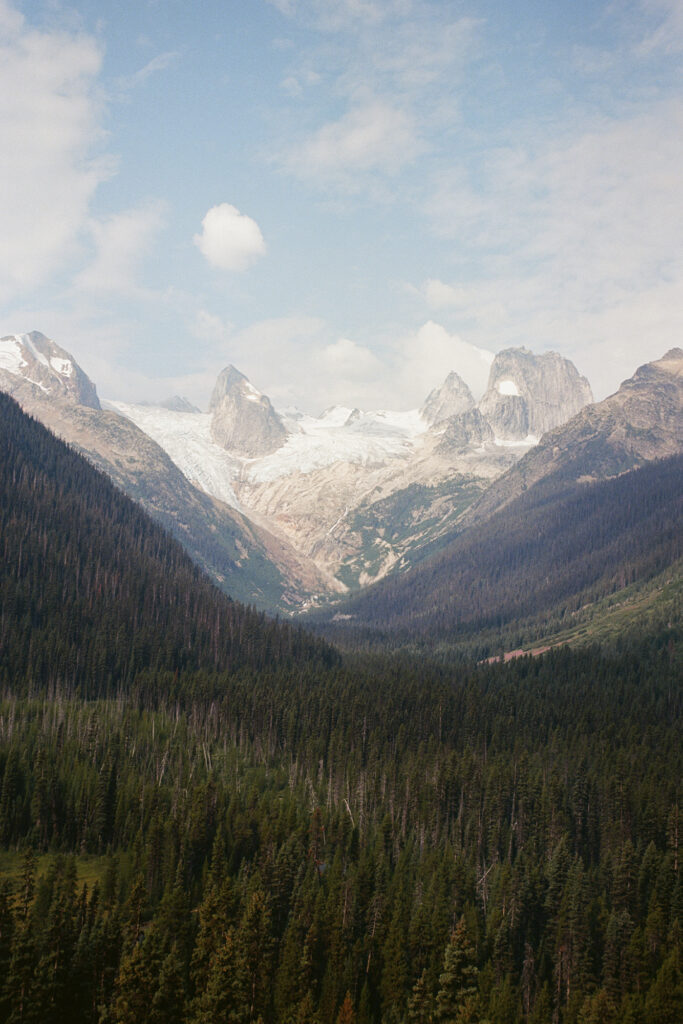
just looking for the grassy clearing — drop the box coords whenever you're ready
[0,849,113,896]
[520,565,682,652]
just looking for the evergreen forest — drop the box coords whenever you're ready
[313,454,682,656]
[0,392,681,1024]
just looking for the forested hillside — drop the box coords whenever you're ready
[0,392,680,1024]
[315,455,682,654]
[0,391,334,695]
[0,640,681,1023]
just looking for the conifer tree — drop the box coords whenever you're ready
[436,917,479,1023]
[336,991,355,1024]
[408,967,435,1024]
[150,947,185,1024]
[189,928,249,1024]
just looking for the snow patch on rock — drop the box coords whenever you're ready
[50,357,73,376]
[0,337,26,375]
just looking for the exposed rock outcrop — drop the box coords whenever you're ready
[209,365,288,457]
[478,348,593,441]
[0,332,100,409]
[421,371,475,425]
[464,348,683,524]
[158,395,201,413]
[437,408,494,453]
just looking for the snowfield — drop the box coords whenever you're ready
[108,401,430,503]
[108,403,243,509]
[0,337,26,375]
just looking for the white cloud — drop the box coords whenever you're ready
[315,336,382,381]
[185,316,494,413]
[194,203,267,272]
[0,1,107,301]
[423,98,683,397]
[191,310,234,345]
[639,0,683,53]
[116,51,180,93]
[75,203,166,293]
[394,322,494,402]
[423,279,471,310]
[286,100,420,184]
[273,2,475,198]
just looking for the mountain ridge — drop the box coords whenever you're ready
[0,333,339,612]
[4,331,676,615]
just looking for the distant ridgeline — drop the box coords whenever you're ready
[314,452,682,654]
[0,392,336,697]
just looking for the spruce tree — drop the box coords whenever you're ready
[436,917,479,1023]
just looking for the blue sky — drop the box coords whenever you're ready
[1,0,681,411]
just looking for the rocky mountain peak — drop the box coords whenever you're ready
[421,371,475,426]
[636,348,683,380]
[208,365,251,407]
[209,365,288,457]
[436,407,494,454]
[0,331,100,410]
[478,347,592,441]
[158,395,201,413]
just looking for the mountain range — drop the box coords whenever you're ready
[1,331,680,628]
[1,349,680,1024]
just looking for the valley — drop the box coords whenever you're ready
[0,350,679,1024]
[1,331,601,611]
[2,3,681,1021]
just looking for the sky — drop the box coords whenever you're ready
[0,0,682,413]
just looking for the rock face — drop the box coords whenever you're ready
[478,348,593,440]
[158,395,201,413]
[420,371,475,426]
[437,408,494,453]
[209,365,288,457]
[0,331,619,609]
[0,336,338,612]
[0,332,100,409]
[464,348,683,524]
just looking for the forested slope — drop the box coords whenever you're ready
[0,390,681,1024]
[314,454,682,652]
[0,639,680,1023]
[0,392,335,695]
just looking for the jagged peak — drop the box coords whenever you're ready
[209,364,265,410]
[208,364,287,457]
[479,347,593,442]
[420,370,475,426]
[0,331,100,410]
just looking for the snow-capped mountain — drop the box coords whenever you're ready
[109,346,595,591]
[0,330,603,607]
[0,332,338,612]
[209,364,288,457]
[0,332,100,409]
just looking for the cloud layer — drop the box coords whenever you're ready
[194,204,267,272]
[0,1,106,300]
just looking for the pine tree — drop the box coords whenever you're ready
[150,947,185,1024]
[408,967,435,1024]
[436,917,479,1023]
[110,934,161,1024]
[643,947,683,1024]
[0,879,15,1022]
[189,928,249,1024]
[337,991,355,1024]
